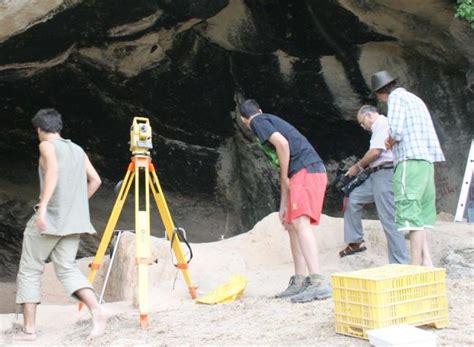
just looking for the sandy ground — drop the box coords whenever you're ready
[1,213,473,346]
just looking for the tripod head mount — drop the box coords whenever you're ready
[130,117,153,155]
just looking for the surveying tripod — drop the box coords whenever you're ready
[81,117,197,328]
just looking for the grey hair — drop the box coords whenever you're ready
[358,105,378,117]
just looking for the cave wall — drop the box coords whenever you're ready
[0,0,473,277]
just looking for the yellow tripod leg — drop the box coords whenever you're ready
[87,163,135,283]
[79,162,135,310]
[134,157,151,328]
[149,163,197,299]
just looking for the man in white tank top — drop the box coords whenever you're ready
[15,109,106,341]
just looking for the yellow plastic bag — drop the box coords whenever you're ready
[196,274,248,304]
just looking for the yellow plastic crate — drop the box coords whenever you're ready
[331,264,449,339]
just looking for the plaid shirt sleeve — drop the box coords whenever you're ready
[387,93,406,142]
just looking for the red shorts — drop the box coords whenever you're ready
[285,169,327,225]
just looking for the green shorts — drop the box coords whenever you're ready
[393,160,436,231]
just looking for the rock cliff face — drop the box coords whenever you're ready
[0,0,473,277]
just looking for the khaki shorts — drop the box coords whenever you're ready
[16,216,93,304]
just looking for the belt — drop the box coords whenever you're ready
[369,163,394,173]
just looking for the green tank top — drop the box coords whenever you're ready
[38,138,96,236]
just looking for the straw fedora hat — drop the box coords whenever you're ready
[371,70,398,92]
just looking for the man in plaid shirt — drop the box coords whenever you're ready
[371,70,445,266]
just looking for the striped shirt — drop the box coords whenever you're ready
[387,88,445,166]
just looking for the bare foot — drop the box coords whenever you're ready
[13,329,37,341]
[87,307,107,340]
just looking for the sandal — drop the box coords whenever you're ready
[339,242,367,258]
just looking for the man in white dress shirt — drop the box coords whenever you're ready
[339,105,410,264]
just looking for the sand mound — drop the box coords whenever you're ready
[1,213,473,345]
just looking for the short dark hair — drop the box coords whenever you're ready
[377,80,398,94]
[239,99,261,118]
[32,108,63,133]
